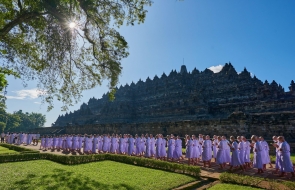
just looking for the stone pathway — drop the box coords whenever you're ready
[21,144,294,181]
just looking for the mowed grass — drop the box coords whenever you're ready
[0,146,18,154]
[209,183,262,190]
[0,160,196,190]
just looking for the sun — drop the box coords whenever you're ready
[69,22,76,28]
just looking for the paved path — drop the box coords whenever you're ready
[21,144,294,181]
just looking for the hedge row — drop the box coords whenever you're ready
[0,146,200,177]
[220,172,295,190]
[0,144,39,153]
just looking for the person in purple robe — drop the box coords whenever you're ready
[259,136,273,170]
[216,136,225,169]
[150,134,156,157]
[58,136,63,150]
[92,135,98,154]
[40,136,45,150]
[119,134,125,154]
[44,136,49,151]
[66,135,73,152]
[198,134,203,160]
[172,135,183,162]
[202,135,212,168]
[102,134,108,153]
[145,134,151,158]
[97,134,102,153]
[237,136,246,170]
[26,133,31,145]
[124,134,129,154]
[222,136,231,165]
[110,134,117,154]
[167,135,175,160]
[212,135,218,162]
[277,136,295,177]
[78,135,84,152]
[186,136,194,165]
[251,135,263,174]
[128,135,135,156]
[155,134,161,159]
[134,134,141,156]
[191,135,200,165]
[140,134,146,155]
[242,136,251,169]
[52,136,57,150]
[160,134,167,160]
[229,136,244,171]
[272,136,281,174]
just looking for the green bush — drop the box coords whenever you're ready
[220,172,295,190]
[0,144,39,153]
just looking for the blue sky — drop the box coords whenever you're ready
[4,0,295,126]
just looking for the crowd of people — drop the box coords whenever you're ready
[1,132,294,177]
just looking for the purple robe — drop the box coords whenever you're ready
[173,139,183,159]
[160,139,167,157]
[167,139,175,159]
[253,141,263,169]
[231,141,242,166]
[279,141,294,172]
[202,140,212,161]
[128,138,135,155]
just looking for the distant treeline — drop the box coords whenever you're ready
[0,110,46,132]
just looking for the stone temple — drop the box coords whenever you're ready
[37,63,295,140]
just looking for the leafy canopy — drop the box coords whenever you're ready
[0,0,152,111]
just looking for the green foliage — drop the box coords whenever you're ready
[0,0,152,111]
[219,172,295,190]
[4,110,46,131]
[0,160,195,190]
[0,146,18,154]
[0,143,39,153]
[209,183,262,190]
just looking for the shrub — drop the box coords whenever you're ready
[220,172,295,190]
[0,144,39,153]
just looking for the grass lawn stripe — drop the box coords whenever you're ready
[0,160,196,190]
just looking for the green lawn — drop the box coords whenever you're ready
[209,183,261,190]
[0,146,18,154]
[0,160,196,190]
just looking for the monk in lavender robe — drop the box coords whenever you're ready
[135,135,141,156]
[259,136,272,170]
[243,136,251,169]
[140,134,146,154]
[128,135,135,156]
[229,136,244,171]
[119,135,125,154]
[191,135,200,164]
[237,136,245,166]
[278,136,295,177]
[173,136,183,161]
[167,135,175,160]
[97,135,102,153]
[52,136,57,150]
[252,135,263,174]
[40,136,45,150]
[155,135,162,159]
[102,135,109,152]
[212,135,218,162]
[216,136,225,169]
[145,134,151,157]
[150,134,156,157]
[91,135,98,153]
[160,136,167,160]
[222,136,231,164]
[124,135,129,153]
[110,135,117,153]
[272,136,281,174]
[202,135,212,167]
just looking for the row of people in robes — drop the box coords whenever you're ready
[39,133,184,161]
[1,132,40,145]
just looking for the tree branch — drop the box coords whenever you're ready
[0,11,47,38]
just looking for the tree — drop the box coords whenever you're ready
[10,110,46,131]
[0,0,152,111]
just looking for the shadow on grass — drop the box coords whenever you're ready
[14,168,136,190]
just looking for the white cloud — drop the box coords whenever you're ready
[34,101,41,104]
[6,88,45,100]
[250,72,254,77]
[208,65,223,73]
